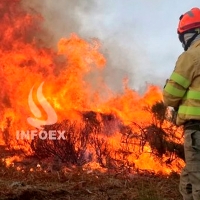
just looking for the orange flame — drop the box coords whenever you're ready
[0,0,184,174]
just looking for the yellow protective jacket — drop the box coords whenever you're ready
[163,40,200,126]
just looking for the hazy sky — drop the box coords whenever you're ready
[27,1,200,92]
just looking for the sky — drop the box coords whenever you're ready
[24,0,200,93]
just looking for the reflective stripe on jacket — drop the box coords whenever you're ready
[163,40,200,126]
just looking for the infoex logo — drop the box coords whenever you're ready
[27,82,57,129]
[16,82,66,140]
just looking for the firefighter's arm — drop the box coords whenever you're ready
[163,52,195,108]
[163,78,187,108]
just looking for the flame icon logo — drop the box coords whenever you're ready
[27,82,57,129]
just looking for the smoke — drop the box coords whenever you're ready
[22,0,178,93]
[22,0,102,45]
[21,0,142,93]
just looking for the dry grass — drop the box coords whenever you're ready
[0,144,182,200]
[0,161,182,200]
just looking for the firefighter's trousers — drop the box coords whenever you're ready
[179,128,200,200]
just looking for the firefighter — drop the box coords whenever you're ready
[163,7,200,200]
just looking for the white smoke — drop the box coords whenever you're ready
[22,0,197,92]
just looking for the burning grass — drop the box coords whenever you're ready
[3,106,185,175]
[0,105,184,199]
[0,106,185,200]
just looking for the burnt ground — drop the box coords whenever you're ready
[0,145,182,200]
[0,165,182,200]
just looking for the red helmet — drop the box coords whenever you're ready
[178,7,200,34]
